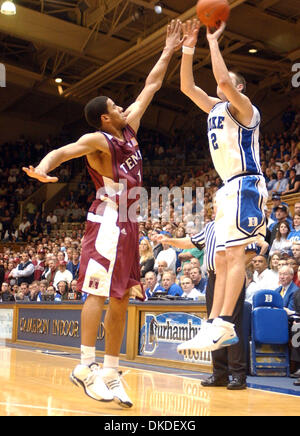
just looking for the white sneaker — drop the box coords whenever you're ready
[177,318,238,353]
[103,368,133,408]
[177,321,210,354]
[70,363,113,402]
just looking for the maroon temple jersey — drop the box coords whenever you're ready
[77,125,144,299]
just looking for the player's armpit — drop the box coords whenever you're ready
[219,83,253,125]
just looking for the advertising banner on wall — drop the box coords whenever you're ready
[17,307,127,354]
[139,312,211,365]
[0,308,14,340]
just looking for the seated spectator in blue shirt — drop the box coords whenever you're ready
[161,270,183,297]
[271,169,289,195]
[275,265,299,312]
[190,266,207,294]
[144,271,165,300]
[66,250,80,279]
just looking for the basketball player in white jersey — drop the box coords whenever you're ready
[22,20,183,408]
[177,19,268,353]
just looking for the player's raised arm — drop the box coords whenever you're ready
[180,19,220,114]
[22,132,109,183]
[125,19,183,133]
[207,22,253,125]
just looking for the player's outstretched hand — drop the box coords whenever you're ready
[165,19,184,52]
[182,18,201,49]
[206,21,226,42]
[22,165,59,183]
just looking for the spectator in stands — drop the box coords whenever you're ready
[180,262,193,279]
[46,211,58,234]
[190,266,207,294]
[292,242,300,264]
[36,279,48,302]
[246,255,278,304]
[268,252,281,287]
[271,169,289,195]
[267,172,277,192]
[28,281,39,301]
[180,276,201,300]
[161,270,183,296]
[144,271,165,299]
[0,282,15,302]
[275,265,299,311]
[154,236,177,273]
[32,249,46,281]
[15,289,25,301]
[9,252,34,286]
[53,260,73,290]
[42,258,58,286]
[18,216,31,241]
[19,282,30,301]
[269,221,292,256]
[25,200,37,223]
[156,260,168,285]
[46,285,61,302]
[268,205,292,246]
[287,257,300,286]
[0,210,14,241]
[288,213,300,244]
[29,219,43,240]
[66,250,80,279]
[57,280,70,301]
[283,168,300,195]
[4,259,17,286]
[69,279,82,301]
[139,238,155,279]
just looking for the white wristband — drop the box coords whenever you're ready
[182,46,195,55]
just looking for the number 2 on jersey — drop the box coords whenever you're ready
[210,133,219,150]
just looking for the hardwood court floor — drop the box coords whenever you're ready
[0,345,299,416]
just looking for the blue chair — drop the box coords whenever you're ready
[251,290,290,376]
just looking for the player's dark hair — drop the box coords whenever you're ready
[230,71,247,94]
[84,96,109,129]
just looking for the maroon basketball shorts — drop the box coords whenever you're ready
[77,200,143,300]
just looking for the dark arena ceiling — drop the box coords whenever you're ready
[0,0,299,138]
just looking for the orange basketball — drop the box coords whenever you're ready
[196,0,230,27]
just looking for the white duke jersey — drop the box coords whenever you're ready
[207,101,261,181]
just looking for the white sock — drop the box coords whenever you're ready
[81,345,96,366]
[103,355,119,375]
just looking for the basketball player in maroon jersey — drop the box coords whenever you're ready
[23,20,183,408]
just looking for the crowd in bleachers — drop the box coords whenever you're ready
[0,108,299,307]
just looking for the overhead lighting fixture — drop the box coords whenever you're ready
[154,3,162,14]
[55,77,63,84]
[0,0,16,15]
[249,48,258,54]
